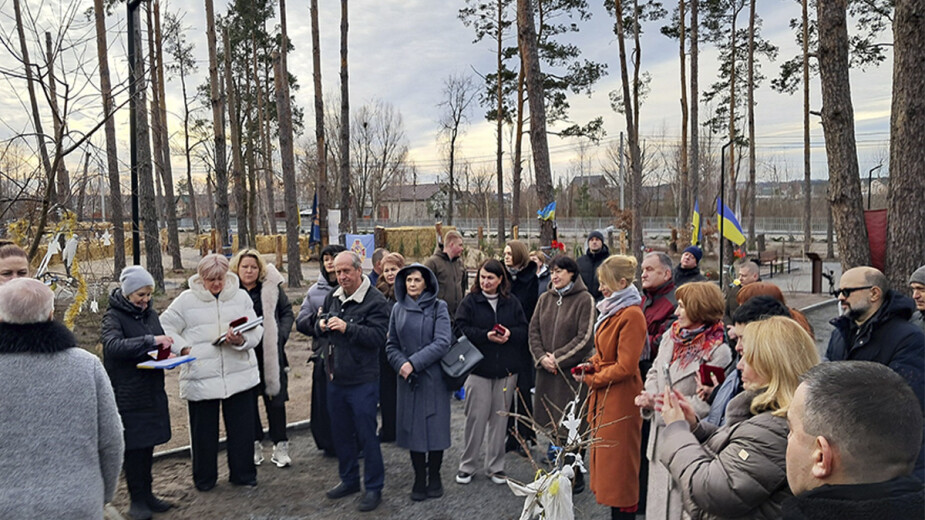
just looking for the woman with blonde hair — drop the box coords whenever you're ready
[657,316,820,519]
[635,281,733,520]
[375,251,405,443]
[573,255,647,518]
[161,254,263,490]
[229,250,294,468]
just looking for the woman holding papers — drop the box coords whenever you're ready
[101,266,174,519]
[161,254,263,491]
[230,250,295,468]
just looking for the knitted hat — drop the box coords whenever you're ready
[910,265,925,286]
[588,230,605,243]
[120,266,155,296]
[683,245,703,264]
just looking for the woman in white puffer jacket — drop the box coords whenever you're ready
[161,254,263,491]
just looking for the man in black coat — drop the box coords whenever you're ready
[672,245,707,287]
[315,251,391,512]
[826,266,925,480]
[577,230,610,301]
[784,362,924,519]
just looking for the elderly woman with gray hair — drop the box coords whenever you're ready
[161,254,263,491]
[101,266,174,519]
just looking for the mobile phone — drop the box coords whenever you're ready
[662,362,673,389]
[229,316,248,329]
[492,324,507,335]
[699,364,726,386]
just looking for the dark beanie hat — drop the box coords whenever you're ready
[683,245,703,263]
[588,230,605,242]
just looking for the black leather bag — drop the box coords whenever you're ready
[440,335,483,391]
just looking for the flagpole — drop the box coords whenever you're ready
[719,140,734,290]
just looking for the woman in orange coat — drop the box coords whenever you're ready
[573,255,647,520]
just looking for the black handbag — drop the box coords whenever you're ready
[441,335,483,392]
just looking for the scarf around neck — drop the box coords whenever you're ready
[669,320,725,368]
[594,284,642,333]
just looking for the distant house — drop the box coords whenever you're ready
[378,183,443,220]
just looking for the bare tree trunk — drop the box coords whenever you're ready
[690,0,700,224]
[44,32,67,207]
[512,64,525,229]
[178,58,200,236]
[223,26,249,249]
[76,151,90,219]
[885,0,925,292]
[253,35,277,235]
[817,0,869,269]
[130,7,165,289]
[274,51,302,288]
[339,0,351,236]
[310,0,328,245]
[205,0,230,253]
[93,0,126,273]
[746,0,756,249]
[152,1,182,269]
[494,0,505,243]
[678,0,690,233]
[244,38,258,246]
[802,0,812,253]
[517,0,554,246]
[629,0,644,267]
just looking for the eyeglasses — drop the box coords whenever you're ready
[835,285,873,298]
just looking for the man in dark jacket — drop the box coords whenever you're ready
[826,266,925,480]
[424,230,467,333]
[316,251,391,512]
[673,245,707,287]
[640,252,677,359]
[577,230,610,301]
[910,265,925,333]
[784,361,924,519]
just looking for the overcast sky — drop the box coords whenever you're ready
[0,0,894,191]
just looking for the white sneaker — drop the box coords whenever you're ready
[490,471,508,485]
[254,441,264,466]
[271,441,291,467]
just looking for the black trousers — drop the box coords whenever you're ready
[254,393,288,444]
[188,386,257,488]
[310,358,334,453]
[123,446,154,502]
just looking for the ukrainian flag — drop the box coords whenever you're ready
[717,198,746,246]
[691,201,702,246]
[537,201,556,221]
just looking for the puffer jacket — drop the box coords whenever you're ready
[296,272,338,354]
[241,264,294,400]
[659,390,792,520]
[161,272,262,401]
[455,290,528,379]
[101,288,170,449]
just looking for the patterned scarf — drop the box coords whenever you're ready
[669,320,725,369]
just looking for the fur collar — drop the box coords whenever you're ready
[0,321,77,354]
[260,264,283,396]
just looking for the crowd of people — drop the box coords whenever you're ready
[0,234,922,520]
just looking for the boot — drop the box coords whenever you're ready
[611,507,636,520]
[145,493,172,513]
[124,450,153,520]
[426,450,444,498]
[128,500,153,520]
[410,451,427,501]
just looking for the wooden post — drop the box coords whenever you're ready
[512,225,519,240]
[477,226,484,247]
[607,229,614,251]
[276,235,284,267]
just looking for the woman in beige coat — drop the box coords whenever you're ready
[657,316,819,519]
[635,281,733,520]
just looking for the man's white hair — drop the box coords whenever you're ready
[0,278,54,324]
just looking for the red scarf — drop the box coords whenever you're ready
[669,321,725,369]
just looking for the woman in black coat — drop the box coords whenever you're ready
[454,259,529,486]
[503,239,539,452]
[231,250,295,468]
[101,266,173,520]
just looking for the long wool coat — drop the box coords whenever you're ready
[582,304,647,508]
[529,275,596,434]
[385,265,454,452]
[101,288,171,450]
[643,329,734,520]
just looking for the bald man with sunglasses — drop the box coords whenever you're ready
[826,266,925,481]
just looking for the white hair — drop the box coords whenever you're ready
[0,278,54,324]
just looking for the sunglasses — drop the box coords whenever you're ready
[835,285,873,298]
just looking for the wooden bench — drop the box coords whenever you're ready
[758,250,791,279]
